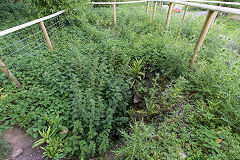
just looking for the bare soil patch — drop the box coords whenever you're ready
[2,125,44,160]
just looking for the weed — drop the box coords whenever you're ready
[129,59,144,81]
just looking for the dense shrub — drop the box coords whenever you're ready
[65,53,131,158]
[27,0,88,22]
[0,0,31,30]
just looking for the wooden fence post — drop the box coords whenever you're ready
[211,4,221,26]
[146,1,149,13]
[182,5,189,20]
[40,21,53,50]
[160,1,163,13]
[190,10,218,65]
[113,3,117,25]
[152,1,157,19]
[0,60,22,88]
[166,2,174,27]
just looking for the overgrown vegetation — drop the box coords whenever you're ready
[0,1,239,159]
[0,134,10,159]
[0,0,32,30]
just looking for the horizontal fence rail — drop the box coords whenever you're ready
[1,1,239,88]
[90,0,240,7]
[0,10,65,37]
[89,1,146,4]
[149,0,240,15]
[181,0,240,6]
[91,0,240,65]
[0,11,65,88]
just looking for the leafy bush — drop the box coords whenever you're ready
[27,0,88,23]
[0,0,31,30]
[0,0,27,19]
[65,53,131,158]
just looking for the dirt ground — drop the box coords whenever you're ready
[2,125,44,160]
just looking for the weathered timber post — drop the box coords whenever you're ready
[152,1,157,20]
[146,1,149,13]
[113,3,117,25]
[0,60,22,88]
[160,1,164,13]
[166,2,174,27]
[190,10,218,65]
[40,21,53,50]
[182,5,189,20]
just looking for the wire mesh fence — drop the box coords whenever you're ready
[0,14,65,69]
[90,2,240,67]
[1,3,239,71]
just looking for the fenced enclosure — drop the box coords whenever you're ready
[0,1,240,159]
[91,0,240,64]
[0,1,240,88]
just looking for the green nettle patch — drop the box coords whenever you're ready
[65,53,131,158]
[0,2,240,159]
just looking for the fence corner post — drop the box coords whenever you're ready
[40,21,53,50]
[166,2,174,27]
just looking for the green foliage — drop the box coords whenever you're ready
[28,0,88,23]
[162,76,189,108]
[223,0,240,9]
[115,121,171,160]
[32,127,56,149]
[129,59,144,80]
[33,127,65,159]
[0,21,131,159]
[0,0,32,30]
[0,134,10,159]
[117,105,240,160]
[142,74,162,115]
[1,2,240,159]
[65,53,131,159]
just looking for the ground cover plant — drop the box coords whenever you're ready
[0,1,239,159]
[0,134,10,159]
[0,0,33,30]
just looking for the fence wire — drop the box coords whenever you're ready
[1,4,239,71]
[90,2,240,70]
[0,14,65,69]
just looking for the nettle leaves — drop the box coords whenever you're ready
[68,53,131,158]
